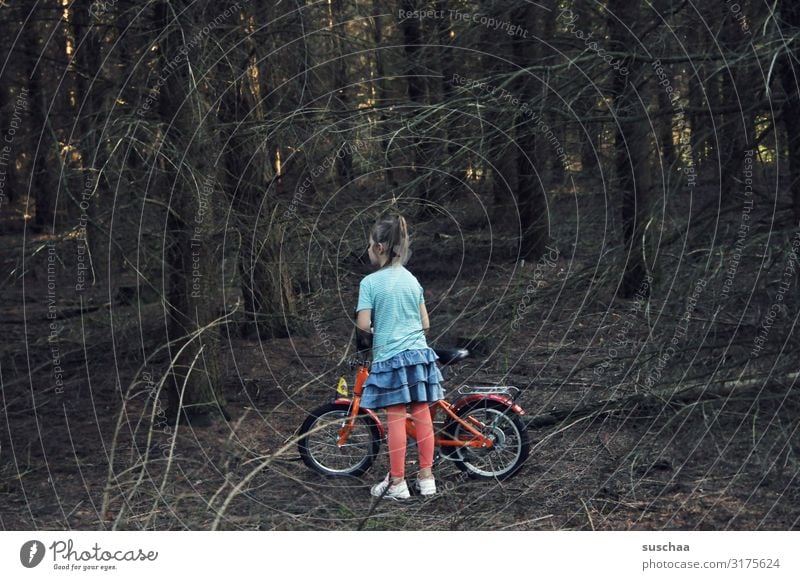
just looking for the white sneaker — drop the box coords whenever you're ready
[371,473,410,500]
[416,477,436,496]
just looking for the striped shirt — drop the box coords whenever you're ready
[356,265,428,362]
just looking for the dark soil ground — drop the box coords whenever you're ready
[2,185,799,531]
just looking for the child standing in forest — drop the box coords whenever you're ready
[356,214,443,500]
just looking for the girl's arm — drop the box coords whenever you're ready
[356,309,372,333]
[420,303,430,334]
[355,309,373,355]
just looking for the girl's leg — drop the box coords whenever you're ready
[409,402,434,478]
[385,404,407,481]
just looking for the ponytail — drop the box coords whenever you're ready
[371,213,411,267]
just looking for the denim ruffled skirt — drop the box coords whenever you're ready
[360,347,445,409]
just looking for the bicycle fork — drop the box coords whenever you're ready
[337,364,370,446]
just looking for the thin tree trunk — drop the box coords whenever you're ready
[2,1,29,215]
[71,0,121,286]
[657,81,677,171]
[717,11,754,202]
[512,4,548,261]
[687,21,710,167]
[0,55,9,211]
[608,0,651,298]
[780,0,800,224]
[435,0,461,200]
[156,0,227,426]
[399,0,432,206]
[25,2,57,232]
[479,2,517,229]
[330,0,354,186]
[575,88,599,173]
[372,0,394,188]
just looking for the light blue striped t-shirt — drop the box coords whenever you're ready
[356,265,428,363]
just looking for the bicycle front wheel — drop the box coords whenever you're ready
[446,400,530,480]
[297,403,381,477]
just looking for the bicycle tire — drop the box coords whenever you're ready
[445,400,530,480]
[297,403,381,477]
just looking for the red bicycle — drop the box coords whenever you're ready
[297,348,530,480]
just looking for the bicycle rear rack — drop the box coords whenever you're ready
[457,385,520,400]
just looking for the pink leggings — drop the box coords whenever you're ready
[386,402,434,479]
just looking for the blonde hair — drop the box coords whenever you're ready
[371,214,411,267]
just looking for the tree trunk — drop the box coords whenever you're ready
[0,55,10,211]
[687,22,710,167]
[1,3,36,219]
[575,89,599,173]
[608,0,652,298]
[70,0,122,287]
[372,0,394,188]
[223,2,297,339]
[717,10,757,202]
[222,76,297,338]
[479,2,517,230]
[330,0,354,186]
[25,2,58,232]
[435,0,461,200]
[399,0,432,206]
[656,79,677,172]
[780,0,800,225]
[512,4,548,261]
[156,0,227,426]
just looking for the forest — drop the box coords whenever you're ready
[1,0,798,531]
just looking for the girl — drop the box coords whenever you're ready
[356,214,443,499]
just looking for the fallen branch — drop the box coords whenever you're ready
[525,370,800,429]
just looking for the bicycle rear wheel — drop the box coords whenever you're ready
[297,403,381,477]
[446,400,530,480]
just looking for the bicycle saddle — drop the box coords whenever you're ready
[434,348,470,365]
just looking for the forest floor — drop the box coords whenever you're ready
[1,188,799,531]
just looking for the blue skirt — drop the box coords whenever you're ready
[360,348,445,409]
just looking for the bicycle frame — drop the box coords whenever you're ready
[335,362,525,450]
